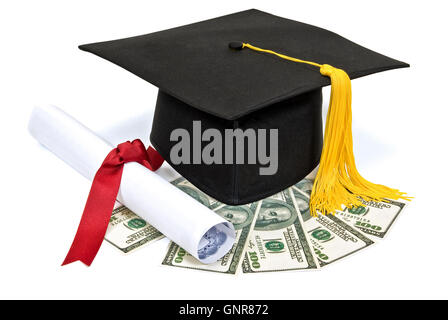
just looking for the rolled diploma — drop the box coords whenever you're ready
[28,105,235,264]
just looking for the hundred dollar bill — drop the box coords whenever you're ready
[170,177,221,208]
[335,199,407,240]
[290,183,375,267]
[162,177,257,274]
[105,205,164,253]
[292,176,407,240]
[242,191,319,273]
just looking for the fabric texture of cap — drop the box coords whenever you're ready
[79,9,408,120]
[79,9,409,205]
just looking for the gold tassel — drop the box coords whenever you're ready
[241,43,411,216]
[311,64,410,215]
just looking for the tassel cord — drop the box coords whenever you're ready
[240,43,411,215]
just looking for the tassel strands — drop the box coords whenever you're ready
[240,43,411,216]
[311,64,410,215]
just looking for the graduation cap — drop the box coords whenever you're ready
[79,9,410,214]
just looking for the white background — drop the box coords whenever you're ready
[1,0,447,299]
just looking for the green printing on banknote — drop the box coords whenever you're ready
[241,190,318,273]
[290,183,375,267]
[162,177,258,274]
[105,206,164,253]
[162,203,258,274]
[336,199,406,239]
[310,214,375,267]
[292,178,407,240]
[107,175,405,271]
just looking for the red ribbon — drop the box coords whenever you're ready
[62,139,164,266]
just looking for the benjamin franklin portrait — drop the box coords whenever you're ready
[292,188,311,222]
[295,179,314,196]
[215,205,254,230]
[255,199,297,231]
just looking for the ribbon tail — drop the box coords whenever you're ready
[62,164,124,266]
[146,145,164,171]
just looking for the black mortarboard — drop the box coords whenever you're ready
[79,9,410,212]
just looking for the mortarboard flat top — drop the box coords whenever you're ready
[79,9,409,206]
[79,9,408,121]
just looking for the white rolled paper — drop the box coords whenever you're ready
[28,105,235,264]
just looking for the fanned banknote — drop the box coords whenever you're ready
[290,182,375,267]
[105,205,164,253]
[291,176,408,240]
[169,177,221,208]
[162,177,258,274]
[335,199,407,240]
[241,191,319,273]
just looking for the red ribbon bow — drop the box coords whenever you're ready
[62,139,164,266]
